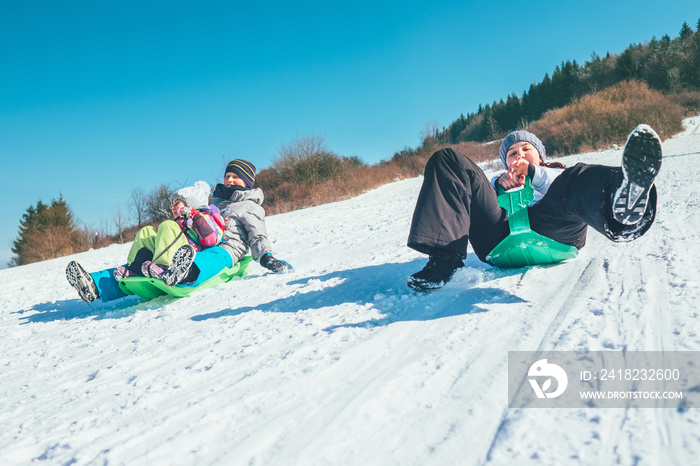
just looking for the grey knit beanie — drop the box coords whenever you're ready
[499,130,546,168]
[172,180,211,209]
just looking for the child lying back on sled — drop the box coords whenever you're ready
[66,181,226,302]
[406,124,662,291]
[142,158,294,290]
[113,180,225,281]
[67,161,292,303]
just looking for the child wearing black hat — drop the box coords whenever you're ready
[65,161,292,304]
[211,158,292,274]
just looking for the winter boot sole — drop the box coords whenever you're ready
[612,124,662,225]
[66,261,100,303]
[162,245,196,287]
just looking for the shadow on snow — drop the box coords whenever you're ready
[192,258,526,330]
[15,271,270,324]
[14,295,149,324]
[18,258,529,325]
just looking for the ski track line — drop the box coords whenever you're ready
[481,254,600,464]
[595,253,678,466]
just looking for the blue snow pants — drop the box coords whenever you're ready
[92,246,235,302]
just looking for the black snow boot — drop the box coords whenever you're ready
[260,253,293,273]
[66,261,100,303]
[407,251,464,291]
[611,124,662,225]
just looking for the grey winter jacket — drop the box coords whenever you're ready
[212,187,272,263]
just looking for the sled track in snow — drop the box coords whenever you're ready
[482,255,599,463]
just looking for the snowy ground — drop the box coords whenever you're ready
[1,118,699,465]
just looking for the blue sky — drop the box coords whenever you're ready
[0,0,697,267]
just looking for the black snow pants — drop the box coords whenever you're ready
[407,148,657,263]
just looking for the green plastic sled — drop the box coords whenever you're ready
[118,256,253,300]
[486,178,578,268]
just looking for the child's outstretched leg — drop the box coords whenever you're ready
[66,261,100,303]
[152,221,190,266]
[67,263,129,303]
[612,124,662,225]
[123,222,189,278]
[125,225,157,275]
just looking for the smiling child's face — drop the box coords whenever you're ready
[506,142,542,168]
[224,172,247,187]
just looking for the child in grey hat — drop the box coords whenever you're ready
[407,124,662,290]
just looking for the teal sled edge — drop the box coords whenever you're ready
[118,256,253,300]
[486,232,578,268]
[486,178,579,268]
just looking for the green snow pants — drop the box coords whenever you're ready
[126,220,189,267]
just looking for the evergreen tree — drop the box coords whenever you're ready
[679,20,700,88]
[583,52,606,92]
[691,20,700,87]
[479,105,499,141]
[11,197,83,266]
[524,83,542,121]
[501,93,522,132]
[615,44,643,81]
[551,63,566,107]
[644,37,669,90]
[491,99,507,134]
[539,73,553,115]
[679,21,693,40]
[520,90,531,125]
[447,114,469,143]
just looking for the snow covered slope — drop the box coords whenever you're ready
[1,118,699,465]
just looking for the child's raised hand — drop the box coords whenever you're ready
[174,205,197,218]
[183,207,199,219]
[499,159,529,189]
[509,159,530,183]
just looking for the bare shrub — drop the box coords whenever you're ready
[146,184,173,222]
[530,81,685,154]
[272,135,358,186]
[129,187,149,227]
[420,120,440,150]
[667,90,700,114]
[112,202,128,244]
[256,167,283,190]
[260,136,500,216]
[449,141,500,162]
[259,135,377,212]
